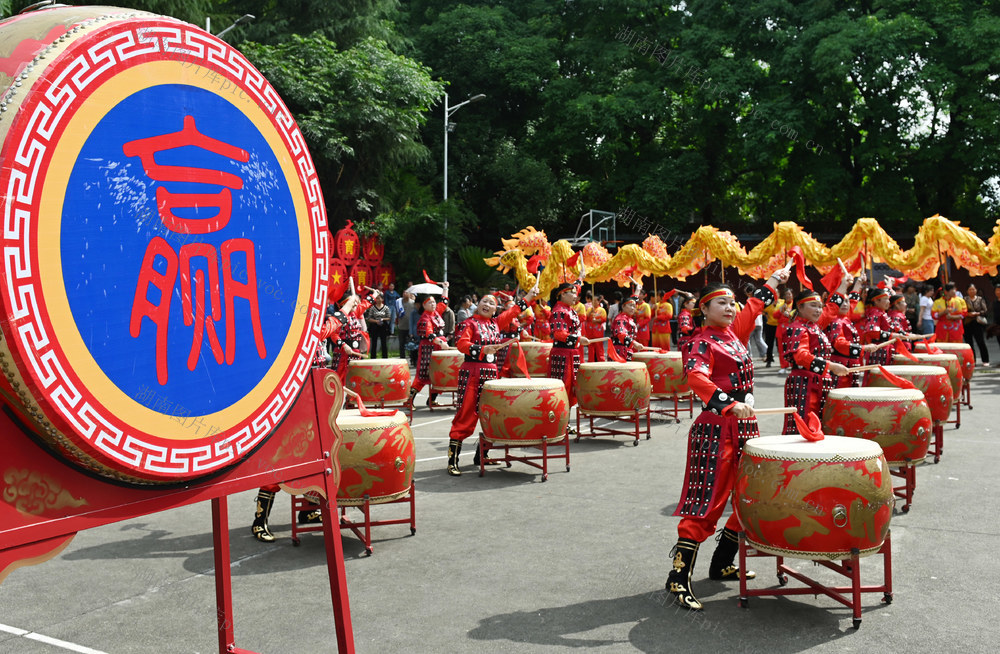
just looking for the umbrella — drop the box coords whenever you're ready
[405,282,444,295]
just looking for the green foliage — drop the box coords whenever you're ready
[455,245,501,289]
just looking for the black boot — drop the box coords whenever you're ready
[447,439,462,476]
[405,387,418,408]
[297,495,323,524]
[666,538,703,610]
[427,392,441,408]
[473,443,501,466]
[251,491,276,543]
[709,527,756,581]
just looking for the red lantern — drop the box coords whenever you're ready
[329,257,349,303]
[362,234,384,263]
[350,261,374,290]
[335,220,361,263]
[375,263,395,289]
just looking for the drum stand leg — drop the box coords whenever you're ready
[738,531,894,629]
[929,422,944,464]
[890,465,916,513]
[477,433,570,482]
[963,379,972,409]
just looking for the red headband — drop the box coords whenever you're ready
[700,288,734,306]
[868,288,888,301]
[422,296,436,308]
[796,292,822,306]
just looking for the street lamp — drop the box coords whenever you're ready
[442,92,486,283]
[212,14,255,39]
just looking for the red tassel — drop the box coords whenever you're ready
[877,365,916,390]
[511,342,531,379]
[895,340,919,362]
[607,342,627,363]
[792,410,825,441]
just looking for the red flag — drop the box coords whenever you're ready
[792,411,825,442]
[894,340,919,362]
[877,365,916,390]
[510,342,531,379]
[820,265,844,295]
[787,246,813,291]
[422,269,438,285]
[923,335,943,354]
[844,252,864,274]
[565,251,581,268]
[661,289,677,300]
[607,342,627,363]
[526,254,544,274]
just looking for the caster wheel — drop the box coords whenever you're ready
[542,474,548,482]
[646,434,651,440]
[292,538,301,547]
[901,504,910,514]
[777,574,788,586]
[852,618,862,630]
[738,598,749,608]
[365,548,373,556]
[882,592,893,604]
[574,437,581,443]
[955,424,960,430]
[566,466,571,472]
[934,455,940,464]
[410,528,416,535]
[506,462,512,468]
[632,440,639,447]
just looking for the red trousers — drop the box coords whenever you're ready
[448,362,497,442]
[676,433,743,543]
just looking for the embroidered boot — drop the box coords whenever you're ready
[427,392,441,408]
[404,387,418,408]
[666,538,703,610]
[251,491,276,543]
[297,494,323,525]
[709,527,756,581]
[447,439,462,476]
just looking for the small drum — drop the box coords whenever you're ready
[346,359,411,404]
[892,353,962,398]
[576,362,651,416]
[868,365,952,424]
[509,342,553,377]
[822,387,932,465]
[478,378,570,445]
[915,342,974,382]
[735,435,893,560]
[429,350,464,391]
[336,409,415,504]
[632,351,688,396]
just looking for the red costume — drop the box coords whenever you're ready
[610,312,638,361]
[859,305,895,367]
[583,306,607,362]
[635,302,652,346]
[824,295,862,388]
[549,294,584,407]
[781,293,857,434]
[887,309,910,348]
[674,283,776,541]
[410,308,445,393]
[676,307,696,355]
[496,309,522,377]
[329,309,364,380]
[650,301,674,350]
[532,304,552,342]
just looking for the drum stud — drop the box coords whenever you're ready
[548,411,556,422]
[323,451,330,459]
[325,467,332,475]
[833,504,848,528]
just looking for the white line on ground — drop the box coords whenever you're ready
[409,416,453,428]
[0,624,107,654]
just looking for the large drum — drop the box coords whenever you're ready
[822,387,932,465]
[429,350,464,391]
[509,342,553,378]
[0,7,329,484]
[868,365,952,423]
[336,409,415,504]
[576,362,651,415]
[915,342,974,382]
[346,359,410,404]
[892,353,962,398]
[478,378,569,445]
[632,351,689,396]
[735,435,893,560]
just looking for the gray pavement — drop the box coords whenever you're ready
[2,345,1000,654]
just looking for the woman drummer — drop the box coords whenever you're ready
[610,289,645,361]
[824,276,865,387]
[549,282,590,406]
[406,295,449,409]
[328,291,364,381]
[666,267,789,611]
[675,293,697,353]
[860,286,919,367]
[446,289,536,475]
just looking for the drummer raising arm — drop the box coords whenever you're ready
[666,266,789,612]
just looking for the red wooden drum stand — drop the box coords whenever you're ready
[292,409,416,553]
[915,342,974,409]
[476,378,571,481]
[428,350,464,409]
[869,364,951,463]
[574,362,652,445]
[735,435,894,628]
[632,351,694,422]
[822,387,932,512]
[895,352,963,428]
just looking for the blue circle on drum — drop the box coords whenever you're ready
[61,84,301,416]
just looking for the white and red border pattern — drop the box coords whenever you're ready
[0,17,328,482]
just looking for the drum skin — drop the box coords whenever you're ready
[346,359,410,404]
[735,435,893,561]
[0,7,327,484]
[429,350,463,391]
[478,378,569,445]
[869,365,952,423]
[575,362,651,415]
[335,409,414,504]
[632,351,688,396]
[509,342,553,378]
[822,387,931,465]
[915,342,974,382]
[893,353,962,397]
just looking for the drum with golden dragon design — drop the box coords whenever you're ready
[478,378,569,445]
[632,351,688,396]
[575,362,651,416]
[869,365,952,424]
[822,387,931,465]
[335,409,414,505]
[346,359,410,405]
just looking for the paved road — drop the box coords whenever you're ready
[2,354,999,653]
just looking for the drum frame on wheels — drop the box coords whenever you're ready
[649,392,695,423]
[874,364,951,464]
[737,532,894,629]
[576,406,651,446]
[290,486,416,555]
[916,342,974,410]
[477,434,570,482]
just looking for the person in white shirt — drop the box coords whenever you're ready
[917,285,935,335]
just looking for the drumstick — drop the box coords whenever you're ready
[846,364,881,373]
[587,336,610,344]
[752,407,797,415]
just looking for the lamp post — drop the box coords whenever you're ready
[443,92,486,283]
[212,14,255,39]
